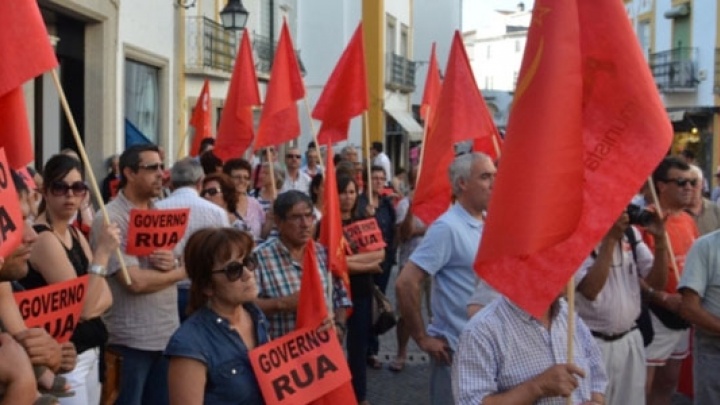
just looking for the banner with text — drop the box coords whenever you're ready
[125,208,189,256]
[343,218,386,253]
[14,275,89,343]
[0,148,24,259]
[250,327,351,405]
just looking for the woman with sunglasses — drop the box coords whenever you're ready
[20,154,121,405]
[165,227,268,404]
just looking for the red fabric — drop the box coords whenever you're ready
[439,32,499,146]
[215,30,261,161]
[189,80,213,157]
[420,43,442,129]
[319,148,349,287]
[313,24,368,144]
[472,131,503,161]
[474,0,673,318]
[0,2,58,97]
[255,21,305,149]
[642,211,698,292]
[296,239,328,329]
[0,2,58,169]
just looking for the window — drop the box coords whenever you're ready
[638,20,651,60]
[386,15,396,54]
[125,59,160,143]
[400,24,409,58]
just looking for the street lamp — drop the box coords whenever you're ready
[220,0,249,31]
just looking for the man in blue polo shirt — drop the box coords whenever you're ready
[396,152,498,405]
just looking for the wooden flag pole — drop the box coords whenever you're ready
[302,98,321,149]
[646,176,680,282]
[267,150,278,201]
[50,70,132,286]
[176,127,191,160]
[566,279,575,405]
[491,132,502,159]
[362,111,374,205]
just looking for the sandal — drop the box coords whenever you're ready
[366,355,382,370]
[39,375,75,398]
[388,356,406,372]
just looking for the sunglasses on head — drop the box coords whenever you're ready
[286,154,302,159]
[211,256,258,282]
[201,187,222,197]
[49,181,89,197]
[663,178,697,187]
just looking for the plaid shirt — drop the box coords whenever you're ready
[254,238,352,338]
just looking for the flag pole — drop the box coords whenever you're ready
[566,279,575,405]
[362,111,374,205]
[267,149,278,201]
[491,132,502,159]
[50,70,132,286]
[302,98,321,150]
[176,127,191,160]
[646,176,680,282]
[415,108,431,183]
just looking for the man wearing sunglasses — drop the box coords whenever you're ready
[155,158,229,322]
[280,147,311,195]
[643,156,699,404]
[254,191,351,339]
[91,144,187,405]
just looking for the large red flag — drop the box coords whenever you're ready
[475,0,672,318]
[411,30,502,224]
[255,20,305,149]
[319,147,349,287]
[313,23,368,144]
[0,2,58,169]
[189,80,213,157]
[215,30,261,161]
[420,43,442,129]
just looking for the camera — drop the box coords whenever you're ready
[626,204,653,226]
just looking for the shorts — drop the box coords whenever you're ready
[646,311,690,366]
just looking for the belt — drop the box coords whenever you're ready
[591,326,637,342]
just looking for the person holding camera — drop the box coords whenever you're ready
[574,207,667,404]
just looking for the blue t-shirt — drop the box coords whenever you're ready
[165,304,270,404]
[409,203,484,351]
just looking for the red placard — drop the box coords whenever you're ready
[125,208,190,256]
[342,218,387,253]
[13,275,89,343]
[249,327,351,405]
[0,148,24,259]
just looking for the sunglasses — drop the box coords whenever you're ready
[137,163,165,172]
[663,178,697,187]
[286,154,302,159]
[201,187,222,197]
[211,256,258,282]
[49,181,89,197]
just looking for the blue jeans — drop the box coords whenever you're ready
[430,356,454,405]
[110,345,169,405]
[347,295,373,402]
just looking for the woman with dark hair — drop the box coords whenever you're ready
[165,228,268,404]
[21,154,121,405]
[222,159,266,241]
[337,174,384,405]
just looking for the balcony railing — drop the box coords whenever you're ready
[649,47,699,92]
[186,17,237,74]
[252,33,306,77]
[386,53,416,92]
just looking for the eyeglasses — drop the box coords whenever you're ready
[201,187,222,197]
[663,178,697,187]
[284,212,316,223]
[371,176,386,181]
[286,154,302,159]
[137,163,165,172]
[211,256,257,282]
[49,181,89,197]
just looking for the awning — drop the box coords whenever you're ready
[668,110,686,122]
[385,109,424,141]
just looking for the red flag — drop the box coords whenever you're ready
[420,43,442,128]
[215,30,261,161]
[189,80,213,157]
[255,20,305,149]
[474,0,672,318]
[319,147,349,287]
[0,2,58,169]
[313,23,368,144]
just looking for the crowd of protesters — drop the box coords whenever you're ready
[1,139,719,405]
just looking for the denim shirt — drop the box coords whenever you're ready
[165,304,270,404]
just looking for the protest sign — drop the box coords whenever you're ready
[343,218,386,253]
[14,275,89,343]
[250,327,351,405]
[125,208,189,256]
[0,148,24,259]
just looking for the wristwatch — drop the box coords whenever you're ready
[89,264,108,277]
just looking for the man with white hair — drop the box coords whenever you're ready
[396,152,497,405]
[686,164,720,236]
